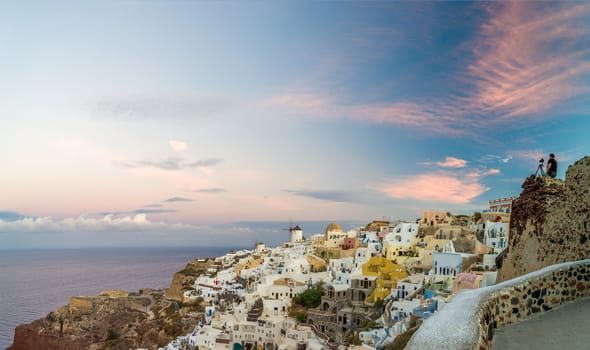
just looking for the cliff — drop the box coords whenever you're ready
[165,258,216,301]
[497,156,590,282]
[9,288,204,350]
[9,254,219,350]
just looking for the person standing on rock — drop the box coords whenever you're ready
[546,153,557,178]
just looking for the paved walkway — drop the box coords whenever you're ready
[491,297,590,350]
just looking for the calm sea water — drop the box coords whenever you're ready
[0,246,237,350]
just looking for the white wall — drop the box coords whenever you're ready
[433,252,462,276]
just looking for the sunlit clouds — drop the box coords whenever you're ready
[466,2,590,120]
[436,157,467,168]
[1,1,588,247]
[377,174,489,204]
[375,157,500,204]
[0,214,196,233]
[264,2,590,136]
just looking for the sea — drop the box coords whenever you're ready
[0,246,239,350]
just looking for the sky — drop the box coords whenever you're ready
[1,1,589,249]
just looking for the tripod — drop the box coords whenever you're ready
[535,161,545,176]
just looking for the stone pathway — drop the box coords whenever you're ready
[491,297,590,350]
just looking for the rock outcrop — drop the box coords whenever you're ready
[9,289,204,350]
[498,156,590,282]
[165,258,215,301]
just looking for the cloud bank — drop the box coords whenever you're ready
[0,214,195,233]
[0,211,26,222]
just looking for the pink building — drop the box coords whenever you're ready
[341,237,359,250]
[488,197,516,213]
[452,273,483,295]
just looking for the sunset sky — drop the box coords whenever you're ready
[1,1,589,248]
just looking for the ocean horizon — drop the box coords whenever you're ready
[0,246,241,350]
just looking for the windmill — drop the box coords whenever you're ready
[283,219,303,243]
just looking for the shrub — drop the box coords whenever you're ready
[294,311,307,323]
[106,328,119,341]
[292,283,323,309]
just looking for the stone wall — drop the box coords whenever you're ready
[476,261,589,349]
[497,156,590,281]
[406,259,590,350]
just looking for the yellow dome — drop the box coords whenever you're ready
[325,222,343,234]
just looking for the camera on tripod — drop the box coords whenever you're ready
[535,158,545,176]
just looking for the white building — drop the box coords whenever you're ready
[389,274,425,300]
[432,252,462,276]
[390,298,421,320]
[483,221,509,253]
[264,278,307,304]
[329,256,354,287]
[385,223,419,245]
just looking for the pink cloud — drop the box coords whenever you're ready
[262,3,590,136]
[436,157,467,168]
[465,2,590,121]
[465,168,501,179]
[375,162,500,204]
[483,168,500,175]
[265,95,473,136]
[347,101,475,136]
[377,173,489,204]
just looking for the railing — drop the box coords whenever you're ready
[300,322,330,342]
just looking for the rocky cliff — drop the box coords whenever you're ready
[165,258,216,301]
[10,288,204,350]
[497,156,590,282]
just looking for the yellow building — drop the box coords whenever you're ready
[361,257,408,303]
[235,257,263,277]
[420,211,449,226]
[324,222,347,248]
[306,254,328,272]
[480,212,511,224]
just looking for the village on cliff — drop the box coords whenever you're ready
[10,158,590,350]
[159,198,515,350]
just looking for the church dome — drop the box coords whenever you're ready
[325,222,343,234]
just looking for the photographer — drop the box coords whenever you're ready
[546,153,557,178]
